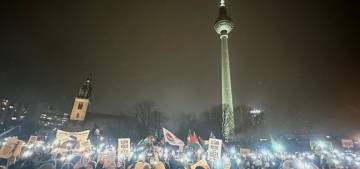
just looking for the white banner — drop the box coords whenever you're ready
[118,138,131,159]
[207,138,222,160]
[55,129,90,152]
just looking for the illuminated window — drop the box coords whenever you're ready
[78,103,83,110]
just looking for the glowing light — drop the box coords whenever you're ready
[250,109,262,114]
[346,156,352,162]
[67,154,75,161]
[214,159,223,168]
[272,143,285,152]
[317,141,326,148]
[307,154,315,160]
[230,147,236,155]
[138,153,145,160]
[84,152,90,158]
[22,151,33,158]
[99,143,105,149]
[260,149,270,156]
[202,155,207,160]
[220,0,225,7]
[52,140,59,145]
[222,155,230,162]
[186,151,192,158]
[66,142,73,147]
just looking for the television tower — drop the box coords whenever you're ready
[214,0,235,141]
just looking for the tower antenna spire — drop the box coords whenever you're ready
[220,0,225,7]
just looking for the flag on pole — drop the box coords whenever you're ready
[209,132,216,139]
[198,136,208,146]
[162,128,185,146]
[186,131,203,150]
[187,129,192,144]
[187,130,200,145]
[137,135,154,146]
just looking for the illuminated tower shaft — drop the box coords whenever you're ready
[214,0,235,141]
[220,33,234,140]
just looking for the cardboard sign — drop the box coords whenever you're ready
[27,136,38,145]
[239,148,251,155]
[0,137,24,159]
[118,138,131,159]
[341,139,354,149]
[99,150,116,168]
[207,138,222,160]
[191,160,210,169]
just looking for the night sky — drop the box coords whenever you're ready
[2,0,360,133]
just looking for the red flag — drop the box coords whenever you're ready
[187,129,192,144]
[192,131,200,144]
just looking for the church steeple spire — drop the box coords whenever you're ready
[77,75,92,99]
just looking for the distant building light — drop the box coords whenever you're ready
[2,99,8,105]
[11,117,17,120]
[250,109,262,114]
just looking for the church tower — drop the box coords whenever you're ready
[70,76,92,121]
[214,0,235,141]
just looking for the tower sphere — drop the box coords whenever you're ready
[214,7,234,35]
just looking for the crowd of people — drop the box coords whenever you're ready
[0,138,358,169]
[0,131,359,169]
